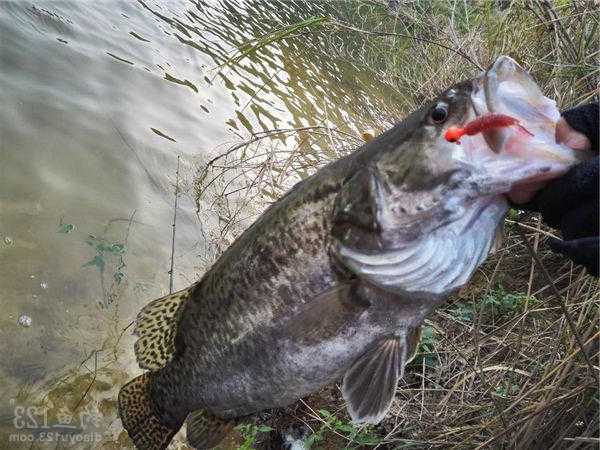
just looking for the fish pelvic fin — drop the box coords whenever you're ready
[342,327,421,425]
[186,409,236,449]
[118,373,183,450]
[134,287,192,370]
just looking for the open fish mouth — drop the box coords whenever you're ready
[456,56,591,196]
[333,56,591,297]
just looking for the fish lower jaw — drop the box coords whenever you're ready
[479,158,572,196]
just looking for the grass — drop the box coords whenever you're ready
[389,219,598,449]
[332,0,598,111]
[447,285,534,324]
[235,423,274,450]
[193,1,598,449]
[303,409,380,449]
[220,16,330,68]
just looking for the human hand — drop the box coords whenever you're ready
[510,103,599,276]
[508,118,592,204]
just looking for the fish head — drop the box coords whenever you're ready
[465,55,592,193]
[375,55,590,208]
[333,56,590,296]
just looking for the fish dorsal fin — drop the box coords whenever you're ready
[342,328,421,424]
[134,287,191,370]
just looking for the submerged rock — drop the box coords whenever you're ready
[17,314,32,327]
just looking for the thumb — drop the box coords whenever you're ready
[555,118,591,151]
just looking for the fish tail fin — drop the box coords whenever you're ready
[186,409,235,449]
[118,373,183,450]
[134,287,192,370]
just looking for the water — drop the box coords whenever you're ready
[0,1,401,447]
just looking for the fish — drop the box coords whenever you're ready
[118,56,589,450]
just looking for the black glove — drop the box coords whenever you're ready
[521,103,599,277]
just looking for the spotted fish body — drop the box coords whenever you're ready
[118,57,588,450]
[152,123,440,421]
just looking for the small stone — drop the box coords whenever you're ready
[18,315,32,327]
[4,236,13,246]
[40,282,48,289]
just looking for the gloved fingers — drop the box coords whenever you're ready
[519,156,599,227]
[559,201,599,241]
[510,100,598,209]
[548,236,599,277]
[508,182,545,205]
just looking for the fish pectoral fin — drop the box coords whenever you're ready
[134,287,192,370]
[285,281,369,343]
[186,409,236,449]
[342,329,419,425]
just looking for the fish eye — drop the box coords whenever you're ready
[430,102,449,124]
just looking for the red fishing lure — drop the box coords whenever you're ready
[445,113,533,144]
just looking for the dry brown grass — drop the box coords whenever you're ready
[333,0,598,111]
[378,218,598,449]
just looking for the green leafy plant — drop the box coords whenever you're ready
[57,221,75,234]
[480,286,532,318]
[494,382,521,398]
[83,235,126,284]
[449,287,533,324]
[416,325,438,367]
[304,409,381,449]
[449,302,475,322]
[303,424,326,449]
[235,423,273,450]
